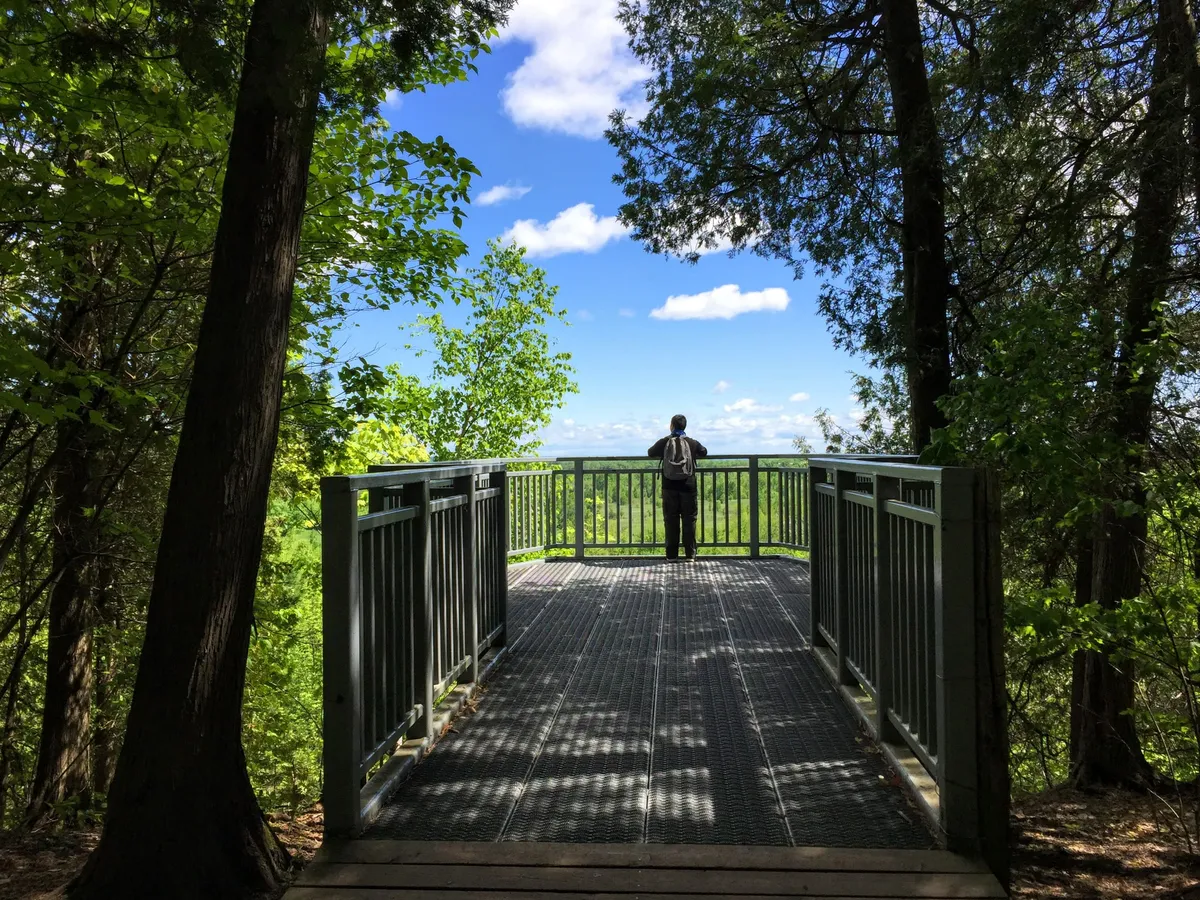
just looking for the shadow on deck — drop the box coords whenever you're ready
[369,558,931,847]
[290,559,1007,898]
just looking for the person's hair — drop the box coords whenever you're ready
[670,414,687,431]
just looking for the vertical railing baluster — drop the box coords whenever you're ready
[639,472,646,545]
[495,469,509,647]
[456,473,478,685]
[833,466,855,685]
[800,469,809,549]
[923,521,936,752]
[705,472,715,549]
[573,460,585,559]
[387,522,398,731]
[361,528,376,754]
[901,519,910,730]
[739,465,748,549]
[874,475,899,741]
[807,465,824,647]
[402,478,434,741]
[615,470,621,546]
[765,468,773,546]
[373,526,387,750]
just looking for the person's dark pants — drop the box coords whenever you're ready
[663,489,698,559]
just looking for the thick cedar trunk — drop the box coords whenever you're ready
[880,0,953,452]
[26,418,97,824]
[1071,0,1190,789]
[1072,503,1153,786]
[70,1,331,896]
[90,626,118,798]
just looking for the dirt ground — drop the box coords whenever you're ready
[0,808,322,899]
[1,791,1198,898]
[1010,788,1200,898]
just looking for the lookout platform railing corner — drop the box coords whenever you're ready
[319,453,1008,887]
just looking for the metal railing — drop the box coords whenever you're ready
[323,453,1005,869]
[321,463,509,834]
[507,455,814,556]
[808,456,1006,860]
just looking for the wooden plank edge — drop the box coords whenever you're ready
[285,891,993,900]
[291,862,1006,898]
[314,841,989,875]
[285,891,995,900]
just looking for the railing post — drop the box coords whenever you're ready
[748,457,760,558]
[456,472,479,685]
[402,477,435,741]
[934,469,980,854]
[808,463,826,648]
[495,468,509,646]
[573,459,585,560]
[975,468,1011,887]
[321,478,362,835]
[833,466,855,686]
[873,474,901,742]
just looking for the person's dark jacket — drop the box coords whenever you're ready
[648,435,708,492]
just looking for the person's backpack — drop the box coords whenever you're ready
[662,436,695,481]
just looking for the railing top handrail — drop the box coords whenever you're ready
[367,458,550,469]
[808,456,974,483]
[323,462,509,493]
[554,454,810,462]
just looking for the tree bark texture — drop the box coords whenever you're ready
[1071,0,1191,789]
[70,0,331,895]
[26,417,97,824]
[880,0,953,452]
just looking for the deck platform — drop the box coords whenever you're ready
[288,559,1004,898]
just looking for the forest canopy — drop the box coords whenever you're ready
[1,0,1199,896]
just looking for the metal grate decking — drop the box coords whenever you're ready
[365,558,933,849]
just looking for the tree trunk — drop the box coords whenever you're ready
[26,418,97,825]
[880,0,953,452]
[69,1,331,896]
[1069,528,1094,766]
[0,603,31,828]
[91,610,118,798]
[1071,0,1191,789]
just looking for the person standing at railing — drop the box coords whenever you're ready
[648,414,708,562]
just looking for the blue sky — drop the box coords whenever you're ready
[340,1,868,457]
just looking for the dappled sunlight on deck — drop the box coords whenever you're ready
[365,558,933,849]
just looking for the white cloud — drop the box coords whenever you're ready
[576,309,594,321]
[619,308,636,318]
[678,233,737,258]
[789,392,811,403]
[501,203,630,258]
[496,0,649,138]
[650,285,790,321]
[724,398,782,414]
[712,380,731,394]
[477,183,532,206]
[697,413,818,447]
[538,417,662,454]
